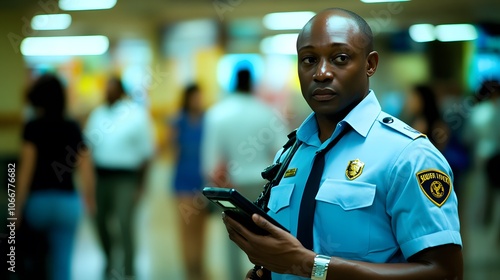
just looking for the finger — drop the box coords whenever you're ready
[245,268,254,280]
[223,214,251,248]
[222,212,243,234]
[223,213,255,239]
[252,214,283,236]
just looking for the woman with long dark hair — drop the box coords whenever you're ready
[404,84,450,151]
[16,73,95,280]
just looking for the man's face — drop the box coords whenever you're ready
[297,13,376,119]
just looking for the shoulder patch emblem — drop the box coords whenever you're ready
[346,159,365,180]
[284,168,297,178]
[416,169,452,207]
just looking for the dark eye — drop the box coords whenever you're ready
[333,55,349,64]
[302,56,317,65]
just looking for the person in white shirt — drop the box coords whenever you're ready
[201,67,288,280]
[465,80,500,229]
[84,76,155,279]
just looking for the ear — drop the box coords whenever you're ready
[366,51,379,77]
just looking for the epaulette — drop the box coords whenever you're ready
[377,112,427,140]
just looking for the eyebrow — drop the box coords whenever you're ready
[298,42,351,53]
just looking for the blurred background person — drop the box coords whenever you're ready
[402,84,450,151]
[201,66,288,280]
[464,80,500,230]
[486,147,500,248]
[167,83,208,280]
[15,73,95,280]
[401,84,470,200]
[84,76,155,279]
[401,84,470,198]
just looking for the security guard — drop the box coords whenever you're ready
[223,7,463,280]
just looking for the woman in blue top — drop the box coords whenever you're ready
[169,83,207,280]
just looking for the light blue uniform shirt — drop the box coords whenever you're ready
[267,91,462,280]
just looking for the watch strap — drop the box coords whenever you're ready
[311,254,330,280]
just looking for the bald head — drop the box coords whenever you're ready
[297,8,374,55]
[294,7,379,123]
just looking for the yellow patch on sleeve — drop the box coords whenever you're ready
[416,169,452,207]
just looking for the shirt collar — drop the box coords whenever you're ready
[344,90,381,138]
[297,90,381,144]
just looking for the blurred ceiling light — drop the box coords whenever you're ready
[59,0,117,11]
[260,33,298,55]
[31,14,72,30]
[21,35,109,56]
[409,23,477,43]
[409,24,435,42]
[436,24,478,42]
[361,0,410,3]
[263,11,315,30]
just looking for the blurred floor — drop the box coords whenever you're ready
[71,157,500,280]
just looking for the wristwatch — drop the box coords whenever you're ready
[311,254,330,280]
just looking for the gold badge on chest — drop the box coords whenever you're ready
[284,168,297,178]
[345,159,365,180]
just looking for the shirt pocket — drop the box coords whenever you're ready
[315,179,376,259]
[316,179,376,210]
[267,183,294,231]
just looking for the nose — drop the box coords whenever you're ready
[313,58,333,82]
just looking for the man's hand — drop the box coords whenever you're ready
[223,213,316,277]
[244,268,254,280]
[244,268,258,280]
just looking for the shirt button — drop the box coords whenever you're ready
[383,117,394,124]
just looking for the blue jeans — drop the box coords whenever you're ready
[24,190,83,280]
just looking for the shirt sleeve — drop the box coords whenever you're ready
[386,137,462,259]
[200,109,225,183]
[267,110,290,158]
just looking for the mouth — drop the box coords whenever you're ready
[312,88,337,101]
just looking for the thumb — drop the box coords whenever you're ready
[252,214,282,235]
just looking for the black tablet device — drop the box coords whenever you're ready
[202,186,289,235]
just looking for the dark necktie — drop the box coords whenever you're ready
[296,127,350,250]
